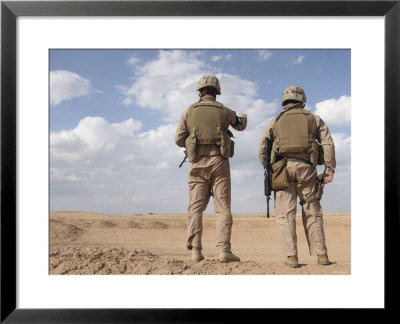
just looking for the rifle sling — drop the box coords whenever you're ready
[274,106,298,123]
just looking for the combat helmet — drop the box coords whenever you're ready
[196,74,221,95]
[281,86,306,106]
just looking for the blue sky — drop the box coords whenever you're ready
[49,49,351,214]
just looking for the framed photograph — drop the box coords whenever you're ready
[2,0,398,321]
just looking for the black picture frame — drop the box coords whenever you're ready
[1,0,399,322]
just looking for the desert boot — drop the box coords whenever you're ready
[285,255,300,268]
[219,250,240,262]
[191,247,204,262]
[317,254,331,265]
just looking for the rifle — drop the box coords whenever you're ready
[315,173,324,199]
[264,137,272,218]
[179,150,188,168]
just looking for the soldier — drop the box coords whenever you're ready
[175,74,247,262]
[258,86,336,268]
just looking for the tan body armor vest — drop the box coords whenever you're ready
[272,107,323,166]
[185,100,233,162]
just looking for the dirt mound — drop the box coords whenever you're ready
[119,220,142,229]
[88,219,143,229]
[49,220,84,244]
[142,221,169,230]
[50,247,158,274]
[49,246,264,275]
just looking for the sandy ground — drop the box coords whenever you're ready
[49,211,350,275]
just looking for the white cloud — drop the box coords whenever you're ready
[51,111,350,214]
[212,54,233,62]
[50,115,188,213]
[122,97,132,105]
[50,117,143,166]
[331,133,351,166]
[118,50,206,122]
[314,95,351,126]
[50,70,94,106]
[127,56,140,66]
[118,50,277,124]
[66,174,85,182]
[293,55,305,64]
[257,50,272,61]
[211,55,222,62]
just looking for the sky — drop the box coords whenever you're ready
[49,49,351,214]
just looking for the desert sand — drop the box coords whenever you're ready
[49,211,350,275]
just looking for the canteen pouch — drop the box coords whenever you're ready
[185,130,197,163]
[271,137,279,164]
[271,158,290,191]
[219,131,234,158]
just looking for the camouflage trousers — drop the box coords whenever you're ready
[186,155,232,253]
[274,161,328,256]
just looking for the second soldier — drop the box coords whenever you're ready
[258,86,336,268]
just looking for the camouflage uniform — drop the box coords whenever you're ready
[175,74,247,261]
[258,86,336,266]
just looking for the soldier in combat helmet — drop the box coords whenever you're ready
[175,74,247,262]
[258,86,336,268]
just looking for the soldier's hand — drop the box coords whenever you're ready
[322,174,333,187]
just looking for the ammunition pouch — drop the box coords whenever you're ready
[185,127,234,162]
[271,157,290,191]
[310,139,325,167]
[271,137,279,164]
[219,130,234,159]
[185,128,197,163]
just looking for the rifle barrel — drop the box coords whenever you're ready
[179,150,188,168]
[264,137,272,218]
[179,156,187,168]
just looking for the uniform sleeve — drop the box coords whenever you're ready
[258,118,275,166]
[174,109,189,147]
[315,115,336,176]
[226,107,247,131]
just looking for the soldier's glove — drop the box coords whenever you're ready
[234,113,247,126]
